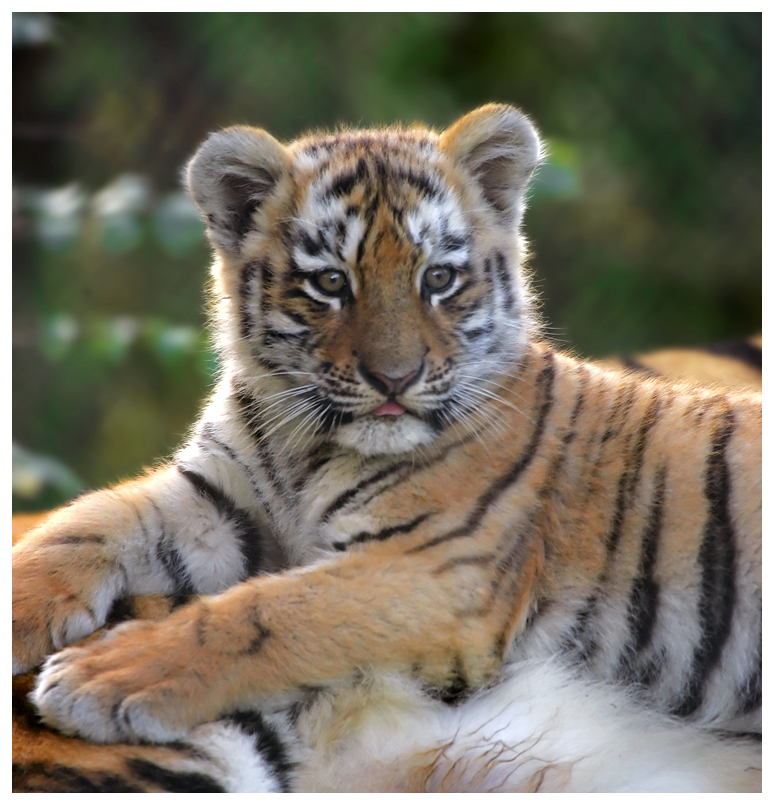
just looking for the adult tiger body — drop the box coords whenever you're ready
[597,335,762,391]
[12,105,761,791]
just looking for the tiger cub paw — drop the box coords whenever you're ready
[31,619,208,743]
[12,576,124,676]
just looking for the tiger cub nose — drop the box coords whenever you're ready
[358,361,424,396]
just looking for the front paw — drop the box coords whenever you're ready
[12,537,128,674]
[13,573,125,676]
[31,619,204,743]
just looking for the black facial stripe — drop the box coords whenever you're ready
[437,277,474,304]
[325,157,368,199]
[300,229,325,258]
[239,260,260,339]
[263,329,310,349]
[258,258,275,315]
[282,287,330,313]
[438,232,469,252]
[493,251,516,311]
[394,167,440,199]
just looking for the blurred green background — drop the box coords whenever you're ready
[12,12,761,511]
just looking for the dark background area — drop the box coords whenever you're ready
[12,12,761,511]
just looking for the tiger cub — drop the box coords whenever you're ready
[12,105,761,791]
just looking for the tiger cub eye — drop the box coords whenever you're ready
[423,265,454,291]
[314,270,347,295]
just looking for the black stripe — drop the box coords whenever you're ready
[317,402,356,433]
[322,461,412,522]
[281,286,329,313]
[438,277,474,305]
[246,605,272,653]
[239,260,260,338]
[396,167,439,199]
[355,431,478,512]
[13,762,144,793]
[439,232,468,252]
[224,711,295,792]
[407,351,555,554]
[156,536,196,596]
[565,390,662,661]
[178,466,266,578]
[49,534,106,545]
[356,193,379,265]
[493,251,516,311]
[333,512,433,551]
[673,407,737,718]
[628,465,666,653]
[300,229,324,257]
[601,383,639,444]
[326,157,367,199]
[105,597,137,627]
[617,466,666,682]
[704,338,762,370]
[258,258,275,315]
[126,759,225,793]
[468,515,536,618]
[231,385,289,501]
[605,393,663,558]
[263,328,309,348]
[199,424,271,502]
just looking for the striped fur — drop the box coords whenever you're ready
[12,105,761,791]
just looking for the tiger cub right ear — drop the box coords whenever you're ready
[186,126,292,255]
[441,104,543,226]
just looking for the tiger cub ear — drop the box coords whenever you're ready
[440,104,542,224]
[186,126,292,254]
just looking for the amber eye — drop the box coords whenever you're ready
[313,269,347,295]
[423,265,454,291]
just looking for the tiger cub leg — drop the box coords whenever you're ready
[13,461,262,674]
[32,529,524,743]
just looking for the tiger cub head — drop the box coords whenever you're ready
[187,104,542,456]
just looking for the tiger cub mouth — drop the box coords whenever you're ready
[371,401,407,417]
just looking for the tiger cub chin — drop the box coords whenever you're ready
[13,104,760,792]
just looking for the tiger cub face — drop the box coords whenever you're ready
[188,105,542,455]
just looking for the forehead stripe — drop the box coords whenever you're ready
[326,157,368,199]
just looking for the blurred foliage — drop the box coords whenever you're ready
[12,12,761,510]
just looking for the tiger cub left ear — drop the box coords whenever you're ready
[186,126,292,255]
[441,104,543,224]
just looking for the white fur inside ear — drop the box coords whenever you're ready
[186,126,291,254]
[441,104,543,224]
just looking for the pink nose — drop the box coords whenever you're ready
[359,362,423,396]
